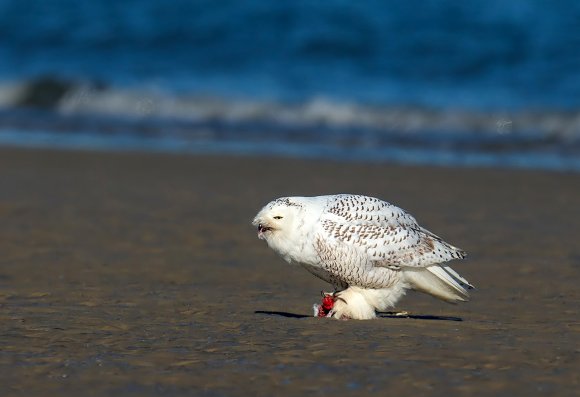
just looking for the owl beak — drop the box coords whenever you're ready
[257,223,273,239]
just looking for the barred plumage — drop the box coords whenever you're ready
[253,194,473,319]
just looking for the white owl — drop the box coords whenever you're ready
[252,194,473,320]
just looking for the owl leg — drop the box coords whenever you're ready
[329,287,377,320]
[328,292,352,320]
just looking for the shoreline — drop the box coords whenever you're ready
[1,132,580,174]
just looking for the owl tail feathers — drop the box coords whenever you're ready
[404,265,474,303]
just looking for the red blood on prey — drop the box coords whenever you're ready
[317,294,335,317]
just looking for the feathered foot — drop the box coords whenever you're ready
[329,288,376,320]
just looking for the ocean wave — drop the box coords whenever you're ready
[0,77,579,172]
[2,77,580,140]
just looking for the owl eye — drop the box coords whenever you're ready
[273,216,283,220]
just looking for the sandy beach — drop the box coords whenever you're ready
[0,147,578,396]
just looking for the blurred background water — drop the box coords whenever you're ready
[0,0,579,171]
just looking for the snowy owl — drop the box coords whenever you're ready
[252,194,473,320]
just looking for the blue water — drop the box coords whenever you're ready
[1,0,580,171]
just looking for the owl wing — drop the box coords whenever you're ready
[318,195,465,268]
[316,219,465,270]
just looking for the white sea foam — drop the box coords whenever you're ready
[1,80,579,172]
[49,84,580,139]
[0,82,26,107]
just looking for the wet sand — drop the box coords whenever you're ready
[0,147,578,396]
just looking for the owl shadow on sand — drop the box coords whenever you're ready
[254,310,463,321]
